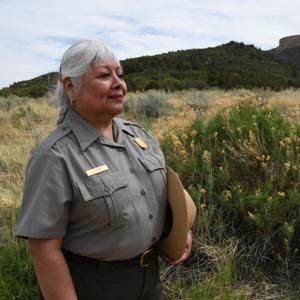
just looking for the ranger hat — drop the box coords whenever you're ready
[158,166,196,261]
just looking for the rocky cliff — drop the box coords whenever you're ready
[268,35,300,68]
[279,35,300,50]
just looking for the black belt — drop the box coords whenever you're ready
[62,247,157,269]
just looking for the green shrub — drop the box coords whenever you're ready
[162,102,300,262]
[26,85,48,98]
[0,158,8,172]
[134,90,173,118]
[0,96,27,111]
[11,105,41,128]
[186,90,210,112]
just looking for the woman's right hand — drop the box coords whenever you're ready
[27,238,78,300]
[161,231,192,266]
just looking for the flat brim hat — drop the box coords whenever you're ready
[158,166,197,261]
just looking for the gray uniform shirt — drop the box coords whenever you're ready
[15,108,167,260]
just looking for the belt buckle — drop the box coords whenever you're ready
[139,248,153,267]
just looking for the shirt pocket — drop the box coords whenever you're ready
[138,154,167,204]
[77,171,128,228]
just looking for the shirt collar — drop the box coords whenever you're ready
[64,108,101,151]
[113,118,136,138]
[64,110,135,151]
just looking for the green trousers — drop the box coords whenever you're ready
[37,251,164,300]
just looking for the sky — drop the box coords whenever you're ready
[0,0,299,89]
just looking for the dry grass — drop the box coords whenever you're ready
[267,89,300,123]
[0,96,57,206]
[162,236,300,299]
[151,89,300,145]
[1,89,300,299]
[3,89,299,208]
[152,106,197,141]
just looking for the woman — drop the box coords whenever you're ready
[15,39,192,300]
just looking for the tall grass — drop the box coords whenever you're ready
[161,99,300,298]
[1,90,300,299]
[0,204,36,299]
[0,95,56,299]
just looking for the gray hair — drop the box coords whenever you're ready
[54,39,118,124]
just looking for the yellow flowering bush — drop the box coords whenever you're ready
[162,102,300,261]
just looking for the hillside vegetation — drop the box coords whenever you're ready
[1,42,300,98]
[123,42,300,91]
[1,89,300,299]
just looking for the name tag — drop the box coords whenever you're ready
[86,164,109,176]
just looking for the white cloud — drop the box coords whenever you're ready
[0,0,299,88]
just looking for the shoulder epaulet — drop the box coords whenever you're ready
[32,126,71,154]
[114,117,159,148]
[114,118,144,137]
[114,117,141,128]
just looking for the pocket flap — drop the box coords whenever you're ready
[138,155,165,172]
[78,171,128,202]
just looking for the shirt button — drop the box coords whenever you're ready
[104,185,110,192]
[129,167,135,173]
[140,189,146,196]
[149,214,153,220]
[159,160,163,165]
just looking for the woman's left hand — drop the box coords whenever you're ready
[162,231,192,266]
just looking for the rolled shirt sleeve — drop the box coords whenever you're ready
[15,150,72,239]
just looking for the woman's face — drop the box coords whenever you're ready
[72,59,127,119]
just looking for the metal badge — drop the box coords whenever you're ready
[134,137,148,149]
[86,164,109,176]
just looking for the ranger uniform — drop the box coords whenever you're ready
[15,108,167,299]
